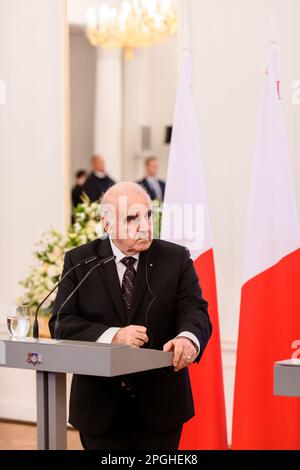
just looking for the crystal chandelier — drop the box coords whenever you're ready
[86,0,178,60]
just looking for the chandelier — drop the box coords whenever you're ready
[86,0,178,60]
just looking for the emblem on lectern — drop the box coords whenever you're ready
[26,352,43,366]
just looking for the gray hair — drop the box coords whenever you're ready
[99,181,150,219]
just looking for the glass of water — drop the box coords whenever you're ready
[7,304,30,338]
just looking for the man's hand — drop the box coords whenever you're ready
[112,325,149,348]
[163,337,198,372]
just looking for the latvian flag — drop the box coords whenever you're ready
[232,45,300,449]
[161,53,228,450]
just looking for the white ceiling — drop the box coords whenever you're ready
[68,0,123,25]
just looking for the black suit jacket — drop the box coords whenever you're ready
[71,185,84,208]
[138,178,166,201]
[81,173,115,202]
[49,237,211,434]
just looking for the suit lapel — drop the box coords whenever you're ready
[127,243,156,324]
[96,237,127,324]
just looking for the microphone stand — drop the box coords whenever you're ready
[53,255,115,340]
[32,255,99,339]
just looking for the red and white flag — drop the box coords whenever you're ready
[161,54,228,450]
[232,45,300,449]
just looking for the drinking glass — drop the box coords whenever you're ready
[7,304,30,338]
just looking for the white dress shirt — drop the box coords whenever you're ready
[97,238,200,355]
[94,170,106,179]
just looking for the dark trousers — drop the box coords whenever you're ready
[79,386,183,450]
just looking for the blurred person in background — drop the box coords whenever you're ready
[137,156,165,201]
[71,169,87,209]
[82,155,115,202]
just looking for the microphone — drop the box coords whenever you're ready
[32,255,99,339]
[53,254,116,340]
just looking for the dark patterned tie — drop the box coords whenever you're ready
[121,256,137,313]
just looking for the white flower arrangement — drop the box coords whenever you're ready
[19,197,103,312]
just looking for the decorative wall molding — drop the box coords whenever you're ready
[0,401,36,423]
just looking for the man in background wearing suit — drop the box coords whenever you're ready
[71,169,87,209]
[49,182,211,450]
[138,156,166,201]
[82,155,115,202]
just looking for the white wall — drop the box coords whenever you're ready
[0,0,68,421]
[70,28,96,182]
[188,0,300,441]
[123,37,178,181]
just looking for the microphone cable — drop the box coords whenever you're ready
[144,244,176,377]
[144,244,156,349]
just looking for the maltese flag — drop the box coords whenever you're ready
[232,45,300,449]
[161,53,227,450]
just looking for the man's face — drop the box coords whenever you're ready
[93,156,105,172]
[77,175,86,186]
[146,160,158,177]
[103,192,153,255]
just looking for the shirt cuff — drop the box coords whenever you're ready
[97,327,121,344]
[177,331,200,357]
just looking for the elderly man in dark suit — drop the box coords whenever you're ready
[49,182,211,450]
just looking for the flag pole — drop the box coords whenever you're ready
[177,0,192,90]
[178,0,191,67]
[269,13,278,46]
[181,0,191,52]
